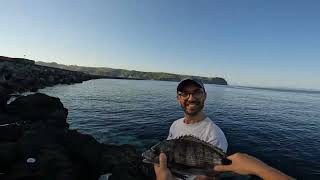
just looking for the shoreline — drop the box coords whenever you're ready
[0,56,153,179]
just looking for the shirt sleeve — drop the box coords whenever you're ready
[167,121,176,140]
[208,137,227,153]
[207,126,228,152]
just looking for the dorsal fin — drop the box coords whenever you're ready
[172,135,226,156]
[176,135,203,142]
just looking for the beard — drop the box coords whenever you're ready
[181,100,204,116]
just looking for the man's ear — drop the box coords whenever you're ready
[176,95,181,104]
[204,92,207,100]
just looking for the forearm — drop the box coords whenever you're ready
[255,165,295,180]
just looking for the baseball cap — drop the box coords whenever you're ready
[177,78,205,92]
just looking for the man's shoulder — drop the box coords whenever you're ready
[171,118,184,126]
[203,117,226,136]
[203,117,228,152]
[202,117,217,128]
[167,118,184,139]
[168,118,183,130]
[205,117,221,128]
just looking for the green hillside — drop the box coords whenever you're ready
[36,61,228,85]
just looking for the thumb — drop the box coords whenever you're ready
[159,153,167,168]
[214,164,230,172]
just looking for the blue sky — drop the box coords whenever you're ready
[1,0,320,89]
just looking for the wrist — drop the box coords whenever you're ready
[255,165,290,180]
[252,162,273,177]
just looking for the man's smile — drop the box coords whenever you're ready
[186,101,200,106]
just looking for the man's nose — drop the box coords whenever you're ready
[187,93,196,100]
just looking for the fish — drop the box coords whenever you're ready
[142,135,232,178]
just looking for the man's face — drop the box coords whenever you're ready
[177,82,206,116]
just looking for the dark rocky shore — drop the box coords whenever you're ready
[0,56,153,180]
[0,93,151,180]
[0,56,105,95]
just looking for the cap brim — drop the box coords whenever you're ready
[177,78,205,92]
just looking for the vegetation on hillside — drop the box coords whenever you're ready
[36,61,228,85]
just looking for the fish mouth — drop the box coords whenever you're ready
[142,158,154,164]
[141,150,156,164]
[141,141,163,164]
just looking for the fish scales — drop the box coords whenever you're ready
[142,135,230,177]
[167,136,224,168]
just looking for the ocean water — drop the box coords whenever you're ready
[39,79,320,179]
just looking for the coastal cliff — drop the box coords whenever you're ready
[0,93,150,180]
[0,56,152,179]
[36,61,229,85]
[0,56,105,95]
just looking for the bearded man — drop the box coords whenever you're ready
[167,78,228,152]
[165,78,228,180]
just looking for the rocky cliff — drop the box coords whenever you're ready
[0,56,153,179]
[0,93,151,180]
[0,56,104,95]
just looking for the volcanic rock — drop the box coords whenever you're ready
[0,93,151,180]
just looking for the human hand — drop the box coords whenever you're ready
[214,153,294,180]
[154,153,173,180]
[214,153,268,176]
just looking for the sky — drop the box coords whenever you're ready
[1,0,320,89]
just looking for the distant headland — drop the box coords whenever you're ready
[36,61,228,85]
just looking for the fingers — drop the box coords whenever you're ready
[222,158,232,165]
[225,153,238,160]
[214,156,233,172]
[159,153,167,168]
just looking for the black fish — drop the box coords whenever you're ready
[142,135,232,177]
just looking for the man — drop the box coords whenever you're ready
[167,78,228,152]
[166,78,228,180]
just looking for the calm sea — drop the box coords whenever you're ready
[39,79,320,179]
